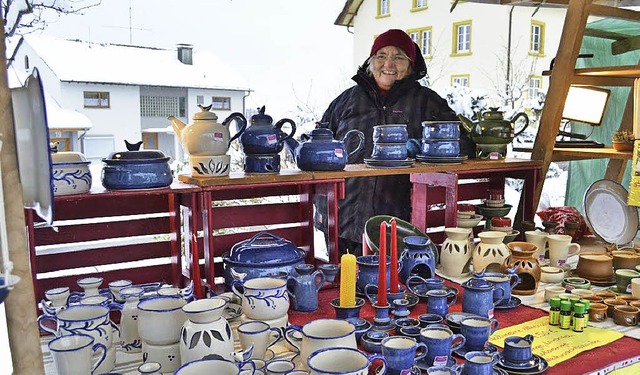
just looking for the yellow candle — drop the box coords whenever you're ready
[339,253,357,307]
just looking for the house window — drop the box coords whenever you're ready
[212,96,231,110]
[142,132,158,149]
[197,95,204,105]
[140,95,185,117]
[407,27,432,57]
[24,56,29,70]
[412,0,427,10]
[451,75,470,87]
[83,91,110,108]
[452,21,472,56]
[378,0,390,16]
[528,76,542,99]
[530,21,545,56]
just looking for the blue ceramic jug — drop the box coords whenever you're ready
[356,255,391,293]
[399,236,437,283]
[287,270,325,312]
[240,106,296,155]
[461,278,504,319]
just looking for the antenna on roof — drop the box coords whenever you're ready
[103,0,150,44]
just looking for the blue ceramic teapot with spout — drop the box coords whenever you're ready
[285,123,365,171]
[240,106,296,154]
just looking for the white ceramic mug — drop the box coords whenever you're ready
[48,333,107,375]
[285,319,357,370]
[631,278,640,298]
[238,320,283,359]
[142,341,182,373]
[232,277,290,321]
[265,359,295,375]
[525,231,548,262]
[175,358,243,375]
[137,296,187,345]
[547,234,580,267]
[307,347,385,375]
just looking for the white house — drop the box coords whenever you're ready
[334,0,567,109]
[7,35,251,162]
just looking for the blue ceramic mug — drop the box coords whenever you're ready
[459,316,499,351]
[419,313,444,328]
[407,275,444,292]
[477,272,520,305]
[243,153,280,174]
[502,335,535,364]
[419,326,465,367]
[426,289,457,318]
[462,351,499,375]
[371,142,408,160]
[421,121,462,140]
[373,124,409,143]
[461,278,504,319]
[356,255,391,292]
[382,336,428,375]
[421,139,460,157]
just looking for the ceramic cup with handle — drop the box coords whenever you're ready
[175,358,248,375]
[232,277,290,321]
[547,234,580,267]
[48,333,107,375]
[524,231,548,262]
[381,336,427,375]
[238,320,283,360]
[285,318,357,370]
[307,347,386,375]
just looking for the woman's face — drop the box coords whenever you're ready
[370,46,412,90]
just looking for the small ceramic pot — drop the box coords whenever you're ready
[137,297,187,345]
[102,148,172,190]
[612,250,640,270]
[615,269,640,294]
[502,335,534,364]
[544,285,566,301]
[422,121,462,140]
[421,139,460,157]
[603,298,627,316]
[174,358,240,375]
[588,302,608,322]
[51,151,92,196]
[576,252,614,281]
[372,124,409,143]
[540,266,565,284]
[307,347,385,375]
[371,142,408,160]
[562,277,591,290]
[613,305,639,326]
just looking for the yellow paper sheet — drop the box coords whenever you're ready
[628,140,640,207]
[610,362,640,374]
[489,317,624,367]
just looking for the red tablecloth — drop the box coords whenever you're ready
[288,280,640,374]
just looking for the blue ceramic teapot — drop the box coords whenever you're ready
[285,124,365,171]
[240,106,296,154]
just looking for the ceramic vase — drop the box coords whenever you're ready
[473,231,509,273]
[440,227,473,277]
[180,297,234,364]
[399,236,437,282]
[503,242,541,295]
[119,286,145,353]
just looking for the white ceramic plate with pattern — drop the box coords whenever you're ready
[583,179,638,246]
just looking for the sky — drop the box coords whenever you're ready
[30,0,355,121]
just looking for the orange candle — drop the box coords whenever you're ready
[377,222,387,306]
[390,218,399,293]
[339,252,357,307]
[362,233,370,256]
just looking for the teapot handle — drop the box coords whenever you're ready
[222,112,248,147]
[511,112,529,137]
[312,270,325,292]
[342,129,365,160]
[274,118,297,142]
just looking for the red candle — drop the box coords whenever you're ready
[390,218,399,293]
[362,233,370,256]
[377,222,388,306]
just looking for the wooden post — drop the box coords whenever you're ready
[0,24,46,374]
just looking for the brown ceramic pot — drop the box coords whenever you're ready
[581,295,604,304]
[576,252,614,281]
[616,294,640,304]
[504,242,541,295]
[603,298,627,316]
[612,305,639,326]
[589,302,608,322]
[612,250,640,270]
[594,290,616,300]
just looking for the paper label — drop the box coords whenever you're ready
[489,151,500,160]
[334,149,344,157]
[627,284,633,293]
[558,259,566,266]
[266,134,277,144]
[433,355,448,367]
[488,308,495,319]
[628,140,640,206]
[213,132,224,142]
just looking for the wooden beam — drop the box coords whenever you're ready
[584,28,629,41]
[612,35,640,55]
[0,25,45,375]
[531,0,592,210]
[604,88,635,182]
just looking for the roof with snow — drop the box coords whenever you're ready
[22,35,251,91]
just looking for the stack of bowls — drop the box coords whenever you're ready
[368,124,410,163]
[418,121,464,162]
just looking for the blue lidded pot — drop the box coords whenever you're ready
[240,106,296,155]
[287,126,365,171]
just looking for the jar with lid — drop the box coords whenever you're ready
[548,297,561,326]
[559,300,572,330]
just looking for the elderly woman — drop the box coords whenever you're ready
[316,29,459,256]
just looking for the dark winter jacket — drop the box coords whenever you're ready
[315,49,458,244]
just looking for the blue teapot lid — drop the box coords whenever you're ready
[251,105,273,125]
[310,128,334,139]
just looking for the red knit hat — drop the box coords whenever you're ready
[370,29,416,64]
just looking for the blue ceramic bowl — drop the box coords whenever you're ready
[361,330,388,353]
[345,317,372,343]
[421,139,460,157]
[422,121,462,140]
[244,153,280,174]
[372,124,409,143]
[371,142,408,160]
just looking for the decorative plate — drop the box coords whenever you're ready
[364,157,415,168]
[11,68,54,225]
[416,154,468,164]
[583,179,638,246]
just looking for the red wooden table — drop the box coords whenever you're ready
[288,281,640,374]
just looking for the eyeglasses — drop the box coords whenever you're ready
[372,53,410,64]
